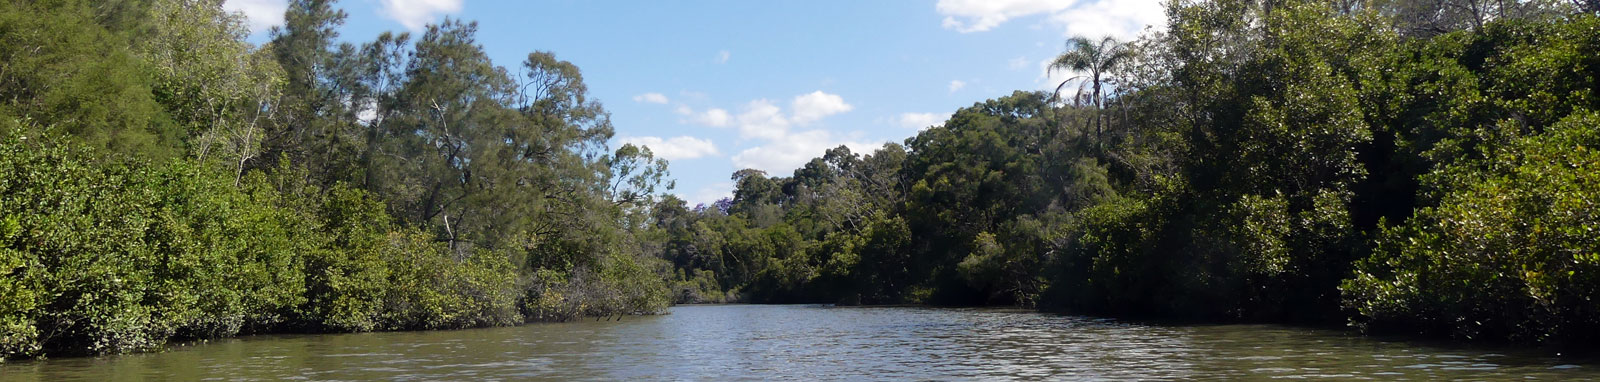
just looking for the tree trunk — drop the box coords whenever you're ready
[1092,72,1103,147]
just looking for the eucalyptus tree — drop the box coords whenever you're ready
[141,0,284,183]
[381,19,509,247]
[265,0,350,179]
[605,144,671,210]
[350,31,412,191]
[1049,35,1130,141]
[498,50,635,271]
[729,169,783,224]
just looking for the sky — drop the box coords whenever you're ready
[223,0,1166,207]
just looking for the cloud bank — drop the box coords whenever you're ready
[936,0,1165,39]
[617,136,720,161]
[378,0,463,31]
[223,0,287,34]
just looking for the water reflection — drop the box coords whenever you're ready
[1,305,1591,381]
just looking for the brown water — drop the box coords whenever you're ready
[1,304,1593,381]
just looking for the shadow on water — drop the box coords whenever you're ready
[3,304,1597,381]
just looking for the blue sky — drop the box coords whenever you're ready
[224,0,1164,206]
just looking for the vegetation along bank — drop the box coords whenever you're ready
[2,0,1599,360]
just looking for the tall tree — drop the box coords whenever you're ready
[383,19,506,246]
[1049,35,1130,141]
[265,0,351,180]
[349,31,412,191]
[140,0,285,183]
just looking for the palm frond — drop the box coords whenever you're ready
[1050,74,1089,103]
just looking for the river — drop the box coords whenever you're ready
[2,304,1593,381]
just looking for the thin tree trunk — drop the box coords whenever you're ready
[1093,72,1103,148]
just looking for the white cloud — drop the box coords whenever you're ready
[789,91,853,125]
[677,106,733,127]
[679,91,864,175]
[935,0,1165,40]
[681,182,734,207]
[732,130,876,175]
[633,93,670,104]
[617,136,720,161]
[356,100,378,124]
[735,100,790,140]
[1009,56,1030,70]
[1048,0,1165,40]
[696,108,733,127]
[716,50,731,64]
[897,112,950,130]
[948,80,967,93]
[936,0,1075,33]
[223,0,287,34]
[378,0,463,31]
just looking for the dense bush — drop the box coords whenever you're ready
[6,0,1599,361]
[652,1,1600,346]
[1340,15,1600,342]
[0,124,537,358]
[1344,112,1600,342]
[0,0,678,360]
[520,251,671,321]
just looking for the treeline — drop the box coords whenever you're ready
[657,0,1600,344]
[4,0,1598,361]
[0,0,673,359]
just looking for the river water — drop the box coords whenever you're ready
[2,304,1594,381]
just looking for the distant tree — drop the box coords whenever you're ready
[712,198,735,215]
[1049,35,1130,141]
[1366,0,1574,36]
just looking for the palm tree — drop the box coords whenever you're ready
[1049,35,1130,142]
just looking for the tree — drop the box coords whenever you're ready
[141,0,285,183]
[380,19,506,245]
[1049,35,1130,141]
[0,0,693,360]
[0,0,183,159]
[605,143,672,225]
[264,0,360,179]
[1363,0,1574,36]
[349,31,412,191]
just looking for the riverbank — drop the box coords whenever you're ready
[647,4,1600,349]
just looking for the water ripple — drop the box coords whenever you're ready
[4,305,1596,381]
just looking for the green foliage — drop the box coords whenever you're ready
[0,123,534,359]
[654,2,1600,346]
[1344,111,1600,342]
[141,0,285,179]
[378,232,521,330]
[1029,0,1382,320]
[0,0,695,362]
[0,0,182,159]
[0,2,674,349]
[1052,194,1161,315]
[6,0,1600,361]
[519,251,671,322]
[1339,14,1600,342]
[670,269,730,304]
